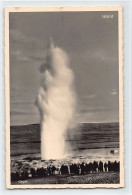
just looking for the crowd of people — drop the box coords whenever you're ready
[11,161,120,181]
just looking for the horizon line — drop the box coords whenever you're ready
[10,121,119,127]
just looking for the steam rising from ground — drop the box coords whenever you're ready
[36,39,76,160]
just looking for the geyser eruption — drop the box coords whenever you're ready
[36,38,76,160]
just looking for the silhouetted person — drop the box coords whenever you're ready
[61,164,68,174]
[89,162,93,173]
[51,166,56,175]
[57,165,61,174]
[99,161,103,172]
[93,161,98,172]
[80,162,85,175]
[86,163,91,173]
[104,162,108,172]
[30,168,35,178]
[113,161,119,172]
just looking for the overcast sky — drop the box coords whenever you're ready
[9,11,119,126]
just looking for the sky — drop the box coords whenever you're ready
[9,11,119,126]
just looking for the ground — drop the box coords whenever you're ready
[11,172,119,185]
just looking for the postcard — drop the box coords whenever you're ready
[5,6,124,188]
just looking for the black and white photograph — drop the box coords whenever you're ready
[5,6,124,188]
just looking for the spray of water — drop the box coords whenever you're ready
[35,38,76,160]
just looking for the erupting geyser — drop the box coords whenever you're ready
[36,38,76,160]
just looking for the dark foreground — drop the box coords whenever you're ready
[12,172,119,184]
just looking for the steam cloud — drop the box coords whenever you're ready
[36,38,76,160]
